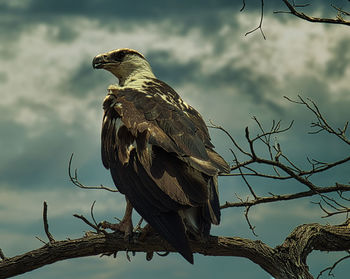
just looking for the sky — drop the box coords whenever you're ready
[0,0,350,278]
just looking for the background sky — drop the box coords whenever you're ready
[1,0,350,278]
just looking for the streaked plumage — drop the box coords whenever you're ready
[93,48,230,263]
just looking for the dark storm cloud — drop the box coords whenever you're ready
[146,49,284,114]
[325,38,350,79]
[0,0,243,51]
[0,0,344,45]
[206,63,283,113]
[146,50,202,85]
[8,0,241,18]
[64,59,114,97]
[0,0,241,32]
[0,101,97,190]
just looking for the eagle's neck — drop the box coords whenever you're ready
[118,60,156,87]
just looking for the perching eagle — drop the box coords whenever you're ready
[92,48,229,264]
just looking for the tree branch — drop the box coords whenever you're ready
[277,0,350,27]
[221,183,350,209]
[245,0,266,39]
[1,220,350,279]
[68,153,119,193]
[42,201,55,244]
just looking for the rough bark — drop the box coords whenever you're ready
[1,221,349,279]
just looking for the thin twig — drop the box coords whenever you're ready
[133,218,144,233]
[35,236,48,245]
[284,96,350,145]
[317,252,350,279]
[245,0,266,39]
[245,127,257,159]
[208,121,251,157]
[240,0,246,12]
[221,183,350,209]
[73,214,101,232]
[43,201,55,244]
[231,149,258,199]
[331,5,350,17]
[68,153,119,193]
[244,205,258,237]
[90,201,99,228]
[277,0,350,26]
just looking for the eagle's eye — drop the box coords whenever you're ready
[111,51,126,62]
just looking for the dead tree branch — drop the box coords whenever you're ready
[244,0,266,39]
[68,153,119,193]
[42,201,55,244]
[275,0,350,27]
[317,251,350,279]
[1,219,350,279]
[213,96,350,222]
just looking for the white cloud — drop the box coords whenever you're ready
[2,0,32,9]
[1,13,348,139]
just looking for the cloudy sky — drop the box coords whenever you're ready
[1,0,350,278]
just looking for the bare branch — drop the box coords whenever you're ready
[285,96,350,145]
[276,0,350,26]
[90,201,99,228]
[244,206,258,237]
[332,5,350,17]
[245,127,257,159]
[73,214,101,233]
[240,0,246,12]
[231,149,257,199]
[43,201,55,244]
[219,96,349,218]
[245,0,266,39]
[68,153,119,193]
[221,184,350,209]
[317,252,350,279]
[2,220,350,279]
[208,120,251,157]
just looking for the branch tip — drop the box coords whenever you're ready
[43,201,55,244]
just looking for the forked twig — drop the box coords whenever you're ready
[68,153,119,193]
[275,0,350,26]
[73,214,101,232]
[317,251,350,279]
[245,0,266,39]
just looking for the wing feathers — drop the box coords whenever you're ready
[109,151,194,263]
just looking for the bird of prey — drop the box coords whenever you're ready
[92,48,230,264]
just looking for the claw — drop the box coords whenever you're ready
[100,198,134,240]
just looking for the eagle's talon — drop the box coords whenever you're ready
[100,220,133,240]
[100,198,134,241]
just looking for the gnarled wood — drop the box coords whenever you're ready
[1,220,349,279]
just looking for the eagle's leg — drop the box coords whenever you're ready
[101,197,133,239]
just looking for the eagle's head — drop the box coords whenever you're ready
[92,48,154,86]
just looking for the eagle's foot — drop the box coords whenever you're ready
[100,219,133,240]
[100,197,134,240]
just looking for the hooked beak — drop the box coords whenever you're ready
[92,54,108,69]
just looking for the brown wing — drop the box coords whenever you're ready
[145,78,230,174]
[102,89,210,206]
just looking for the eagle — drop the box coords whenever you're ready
[92,48,230,264]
